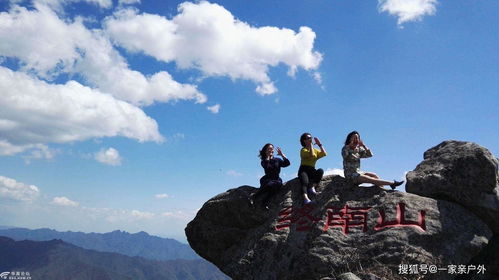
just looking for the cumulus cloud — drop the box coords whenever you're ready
[118,0,140,5]
[0,66,163,155]
[207,104,220,114]
[256,83,277,95]
[155,193,169,199]
[51,196,79,207]
[95,147,123,166]
[0,175,40,202]
[0,1,322,158]
[378,0,438,26]
[33,0,113,11]
[0,3,207,106]
[104,1,322,95]
[324,168,344,177]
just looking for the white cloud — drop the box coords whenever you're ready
[104,1,322,95]
[312,71,324,87]
[118,0,140,5]
[324,168,344,177]
[0,1,322,158]
[95,147,123,166]
[131,209,155,220]
[0,3,207,106]
[0,66,164,156]
[378,0,438,26]
[0,175,40,202]
[51,196,79,207]
[23,144,58,164]
[256,82,277,96]
[207,104,220,114]
[155,193,169,199]
[33,0,113,11]
[226,170,243,177]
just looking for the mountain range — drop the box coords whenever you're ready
[0,236,229,280]
[0,227,198,261]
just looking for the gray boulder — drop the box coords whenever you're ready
[406,141,499,233]
[337,272,361,280]
[406,140,499,279]
[186,176,492,280]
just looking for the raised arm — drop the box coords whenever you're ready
[358,139,373,158]
[277,147,290,167]
[314,137,327,157]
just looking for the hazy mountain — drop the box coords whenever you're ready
[0,236,229,280]
[0,227,198,261]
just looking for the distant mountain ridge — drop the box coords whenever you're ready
[0,227,199,261]
[0,236,228,280]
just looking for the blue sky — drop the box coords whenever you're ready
[0,0,497,242]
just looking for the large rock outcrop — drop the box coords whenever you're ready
[186,181,491,279]
[406,140,499,233]
[406,140,499,279]
[186,140,497,280]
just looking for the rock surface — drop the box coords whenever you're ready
[406,140,499,233]
[406,140,499,279]
[337,272,361,280]
[186,176,491,280]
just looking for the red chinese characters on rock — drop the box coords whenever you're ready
[323,205,371,234]
[275,202,426,234]
[374,203,426,232]
[275,204,320,231]
[275,206,293,231]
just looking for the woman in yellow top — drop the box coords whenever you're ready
[298,133,327,204]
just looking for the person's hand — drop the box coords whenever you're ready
[277,147,283,156]
[314,137,322,147]
[359,139,365,147]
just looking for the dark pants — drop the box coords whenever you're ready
[254,178,282,206]
[298,165,324,194]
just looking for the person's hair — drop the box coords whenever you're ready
[345,131,360,145]
[300,133,312,147]
[259,143,273,159]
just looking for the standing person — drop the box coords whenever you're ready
[298,133,327,204]
[342,131,403,189]
[250,143,290,209]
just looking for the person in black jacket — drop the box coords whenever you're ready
[250,143,290,209]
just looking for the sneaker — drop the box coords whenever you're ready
[303,198,312,205]
[390,180,404,190]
